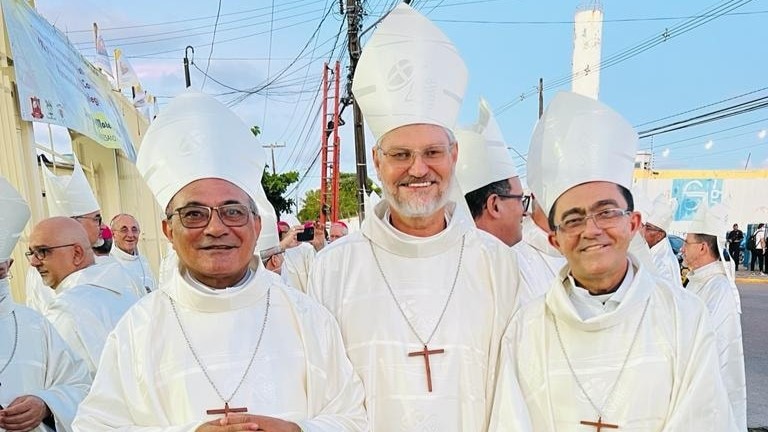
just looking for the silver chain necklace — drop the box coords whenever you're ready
[0,308,19,382]
[369,236,465,347]
[168,288,270,408]
[552,298,650,421]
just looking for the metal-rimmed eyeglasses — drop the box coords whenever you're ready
[376,144,454,167]
[25,244,77,261]
[167,204,254,229]
[555,208,631,235]
[497,193,531,213]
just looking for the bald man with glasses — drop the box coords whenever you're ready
[27,217,139,377]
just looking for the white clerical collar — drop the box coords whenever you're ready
[382,207,451,241]
[565,258,635,320]
[687,260,725,282]
[183,268,254,295]
[111,245,139,261]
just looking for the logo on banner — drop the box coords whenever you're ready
[30,97,44,119]
[92,112,118,143]
[671,178,724,221]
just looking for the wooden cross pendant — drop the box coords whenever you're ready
[580,417,618,431]
[206,402,248,417]
[408,344,445,392]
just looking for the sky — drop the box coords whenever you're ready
[26,0,768,208]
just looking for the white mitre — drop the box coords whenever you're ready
[136,90,277,252]
[0,177,31,262]
[689,203,728,239]
[456,98,518,194]
[42,155,100,217]
[647,194,678,232]
[527,91,638,216]
[631,186,652,223]
[258,221,281,260]
[351,2,468,141]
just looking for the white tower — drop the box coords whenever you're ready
[571,1,604,99]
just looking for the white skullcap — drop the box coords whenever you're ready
[0,178,31,261]
[527,92,637,216]
[647,194,677,232]
[456,98,518,194]
[352,3,468,141]
[136,90,277,252]
[688,203,728,238]
[42,156,100,217]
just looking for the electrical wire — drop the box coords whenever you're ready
[201,0,223,90]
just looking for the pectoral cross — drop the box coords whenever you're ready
[206,402,248,417]
[408,344,444,392]
[580,417,618,431]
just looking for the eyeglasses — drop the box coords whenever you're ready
[555,208,631,235]
[497,194,531,213]
[644,223,664,232]
[167,204,254,229]
[377,144,454,167]
[25,244,77,261]
[72,214,102,225]
[683,240,704,246]
[118,227,141,234]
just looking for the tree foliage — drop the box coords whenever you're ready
[262,169,299,218]
[298,172,381,221]
[250,124,299,218]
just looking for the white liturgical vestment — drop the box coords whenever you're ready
[308,201,528,431]
[281,242,316,293]
[0,289,91,432]
[686,261,746,431]
[25,266,54,314]
[73,262,367,432]
[513,217,566,298]
[488,255,737,431]
[45,264,140,375]
[649,238,683,289]
[110,246,157,293]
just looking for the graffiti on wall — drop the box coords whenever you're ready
[671,178,724,221]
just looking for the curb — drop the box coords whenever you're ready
[736,277,768,284]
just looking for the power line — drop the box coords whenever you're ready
[201,0,223,90]
[63,0,324,33]
[638,95,768,138]
[495,0,755,114]
[433,9,768,25]
[634,86,768,128]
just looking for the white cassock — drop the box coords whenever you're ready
[73,262,367,431]
[686,261,746,431]
[513,218,566,298]
[0,297,91,432]
[26,258,145,314]
[94,255,147,299]
[489,255,737,431]
[25,266,54,314]
[649,238,683,289]
[308,201,529,431]
[281,242,316,293]
[110,246,157,294]
[45,264,141,376]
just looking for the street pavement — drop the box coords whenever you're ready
[737,275,768,429]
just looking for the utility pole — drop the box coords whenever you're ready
[262,143,285,175]
[346,0,368,222]
[183,46,194,88]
